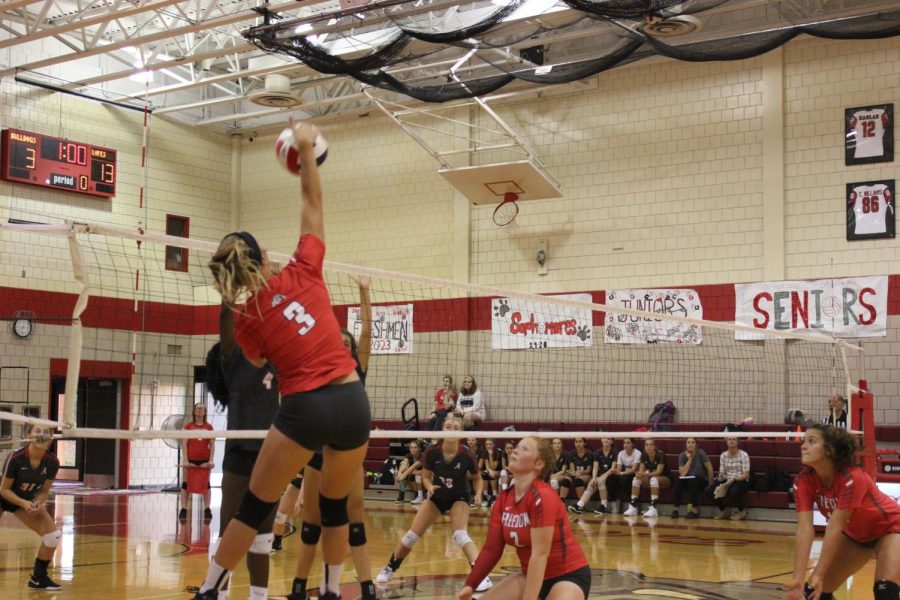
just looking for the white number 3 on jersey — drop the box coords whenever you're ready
[283,301,316,335]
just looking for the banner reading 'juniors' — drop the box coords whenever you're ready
[604,289,703,344]
[348,304,414,354]
[734,276,887,340]
[491,294,593,350]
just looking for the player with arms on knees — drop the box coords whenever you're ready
[194,120,371,600]
[287,274,376,600]
[785,424,900,600]
[457,436,590,600]
[376,416,491,592]
[205,299,281,600]
[0,423,62,590]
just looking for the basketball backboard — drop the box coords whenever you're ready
[439,160,563,205]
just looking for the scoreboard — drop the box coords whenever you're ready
[1,128,116,198]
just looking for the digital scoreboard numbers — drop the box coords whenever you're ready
[0,128,116,198]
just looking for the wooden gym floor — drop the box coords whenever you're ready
[0,491,877,599]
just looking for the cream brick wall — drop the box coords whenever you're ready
[784,36,900,277]
[2,35,900,489]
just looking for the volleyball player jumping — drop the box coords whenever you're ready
[193,121,371,600]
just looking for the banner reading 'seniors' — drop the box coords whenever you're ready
[491,294,593,350]
[734,276,887,339]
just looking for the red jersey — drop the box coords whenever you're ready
[466,480,588,588]
[434,388,457,411]
[795,466,900,543]
[235,234,357,395]
[185,422,214,461]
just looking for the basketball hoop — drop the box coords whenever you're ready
[492,192,520,226]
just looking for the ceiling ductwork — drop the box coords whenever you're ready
[247,55,301,108]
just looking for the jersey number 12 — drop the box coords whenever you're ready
[283,301,317,335]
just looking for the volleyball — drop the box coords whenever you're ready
[275,126,328,175]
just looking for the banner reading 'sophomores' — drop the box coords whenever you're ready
[348,304,413,354]
[735,276,887,339]
[604,289,703,344]
[491,294,593,350]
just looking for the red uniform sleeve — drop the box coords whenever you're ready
[235,313,265,361]
[289,234,325,277]
[464,496,506,589]
[794,470,815,512]
[529,484,558,527]
[836,469,868,511]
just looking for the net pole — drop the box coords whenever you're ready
[63,229,89,429]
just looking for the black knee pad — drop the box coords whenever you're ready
[234,491,278,530]
[573,477,587,488]
[875,580,900,599]
[181,481,187,490]
[349,522,366,547]
[319,494,349,528]
[300,521,322,545]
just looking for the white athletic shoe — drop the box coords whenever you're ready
[643,506,658,518]
[410,496,424,505]
[375,565,394,584]
[475,576,493,592]
[623,504,638,517]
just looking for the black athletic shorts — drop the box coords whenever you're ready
[181,459,211,490]
[429,488,470,514]
[539,565,591,600]
[273,380,371,452]
[0,498,23,513]
[842,530,900,549]
[290,472,304,489]
[307,452,324,471]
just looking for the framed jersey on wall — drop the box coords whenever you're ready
[845,103,893,165]
[847,179,895,241]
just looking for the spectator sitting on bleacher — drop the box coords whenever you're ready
[568,436,617,515]
[455,376,485,430]
[567,437,594,506]
[823,395,848,429]
[614,438,641,515]
[672,437,713,519]
[427,374,458,431]
[625,438,670,519]
[397,440,424,504]
[500,441,515,491]
[710,437,751,520]
[478,439,503,507]
[549,438,568,494]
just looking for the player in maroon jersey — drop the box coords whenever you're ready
[376,416,492,591]
[0,423,62,590]
[194,121,371,600]
[785,424,900,600]
[458,436,591,600]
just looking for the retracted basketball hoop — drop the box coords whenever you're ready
[438,160,562,226]
[493,192,520,226]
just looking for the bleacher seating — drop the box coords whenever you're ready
[364,420,899,508]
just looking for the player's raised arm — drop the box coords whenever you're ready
[292,120,325,242]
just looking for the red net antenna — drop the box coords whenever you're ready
[851,379,877,480]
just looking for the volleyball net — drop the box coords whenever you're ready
[0,217,877,490]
